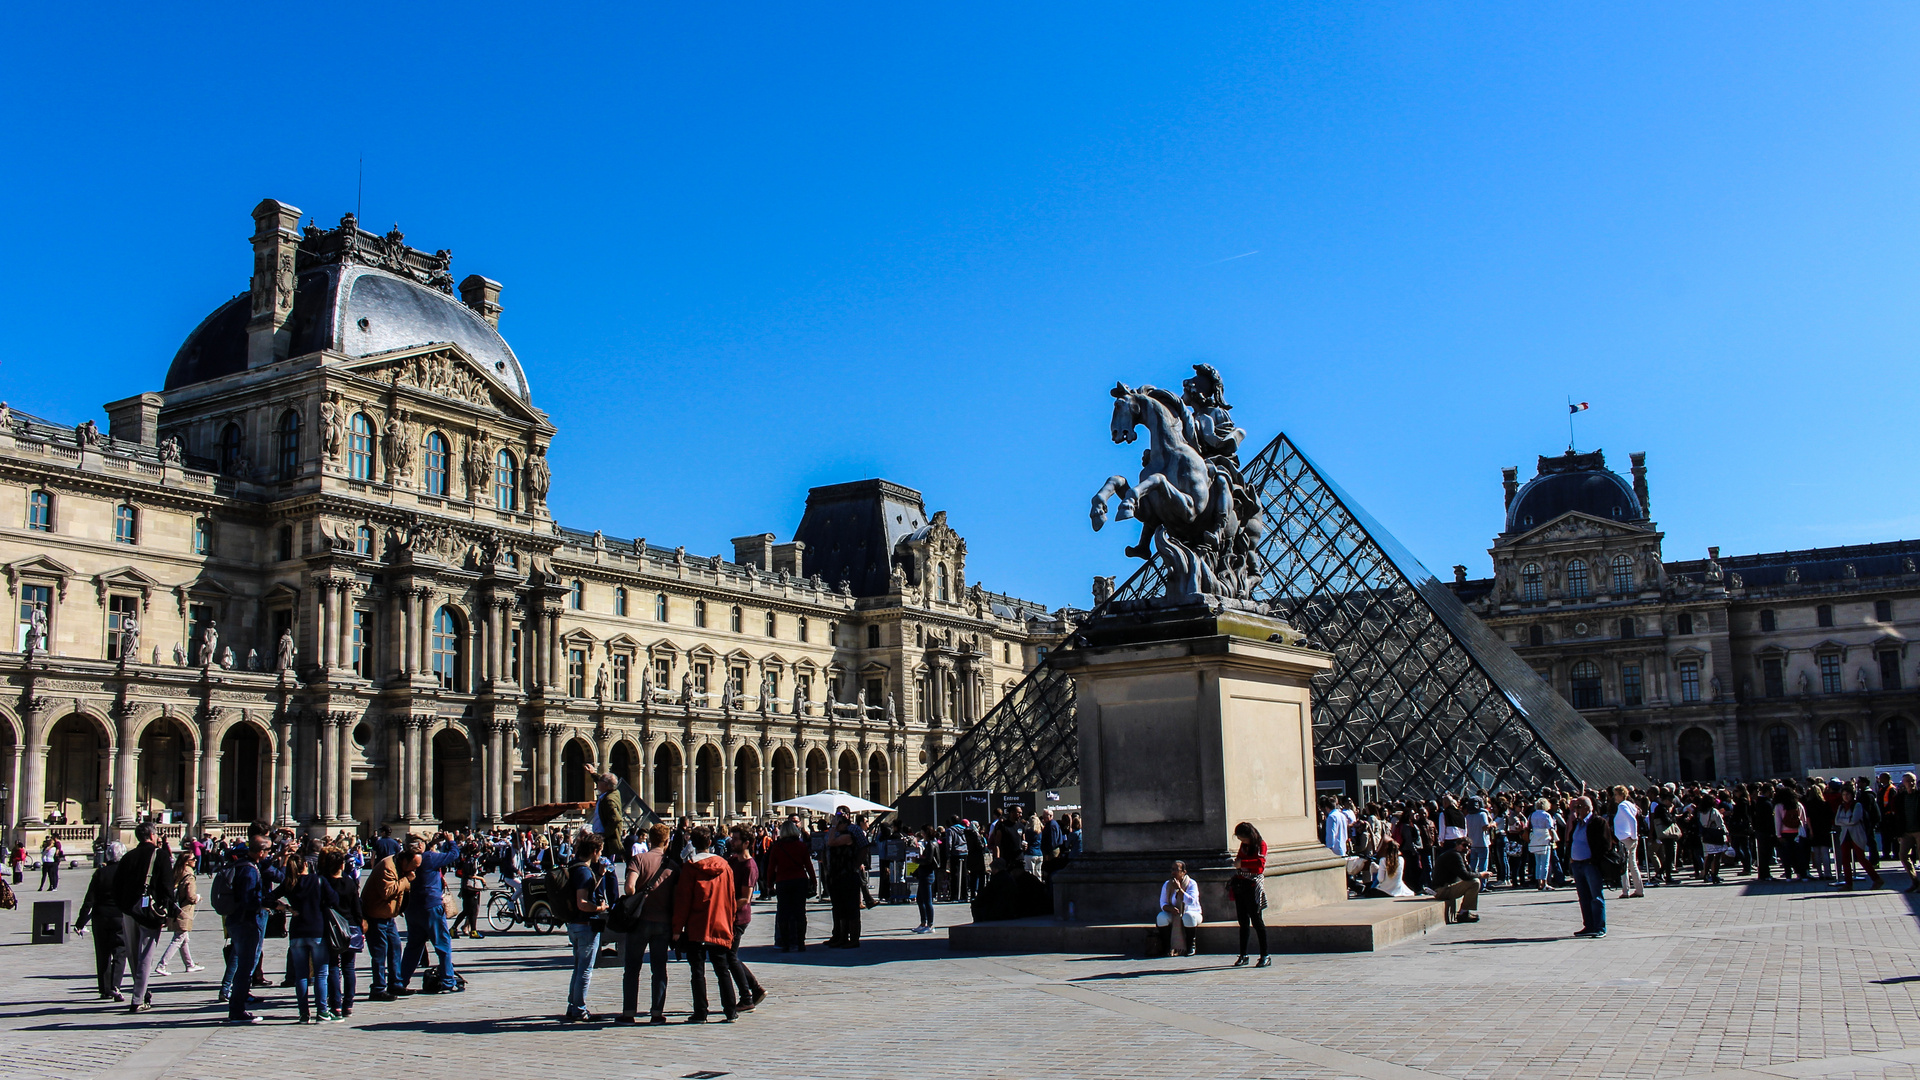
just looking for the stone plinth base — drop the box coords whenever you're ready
[1050,843,1346,926]
[948,897,1444,955]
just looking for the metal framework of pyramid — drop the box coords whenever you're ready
[899,431,1644,805]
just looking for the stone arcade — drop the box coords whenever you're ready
[0,199,1069,849]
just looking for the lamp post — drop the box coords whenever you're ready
[281,785,291,829]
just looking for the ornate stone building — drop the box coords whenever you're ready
[1451,449,1919,783]
[0,199,1063,846]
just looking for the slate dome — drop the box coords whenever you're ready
[1505,450,1643,533]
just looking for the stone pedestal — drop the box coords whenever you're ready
[1048,608,1346,925]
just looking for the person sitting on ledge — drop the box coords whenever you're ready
[1430,836,1488,924]
[1155,860,1202,957]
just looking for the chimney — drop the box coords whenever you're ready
[1501,466,1518,510]
[103,393,164,446]
[732,533,776,572]
[459,275,503,327]
[771,541,807,577]
[1629,452,1649,517]
[246,199,303,368]
[1452,565,1468,585]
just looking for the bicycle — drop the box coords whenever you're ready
[485,880,559,934]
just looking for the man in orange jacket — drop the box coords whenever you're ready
[671,825,739,1023]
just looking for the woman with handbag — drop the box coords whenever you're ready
[1230,822,1269,967]
[454,844,485,939]
[1693,796,1732,884]
[1832,786,1884,890]
[266,851,338,1023]
[153,851,204,976]
[320,847,365,1017]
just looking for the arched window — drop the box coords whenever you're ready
[424,432,449,495]
[798,616,809,643]
[277,409,301,481]
[1521,563,1543,602]
[614,587,628,617]
[219,422,243,475]
[1566,558,1590,600]
[654,593,669,621]
[194,517,213,555]
[569,580,584,610]
[495,449,518,511]
[27,490,52,532]
[1618,617,1635,639]
[1883,717,1912,763]
[431,606,465,691]
[1610,554,1633,595]
[936,564,950,602]
[1569,660,1602,709]
[1767,725,1793,774]
[1823,721,1851,769]
[114,504,137,545]
[1759,609,1777,632]
[729,606,742,632]
[347,413,376,480]
[355,524,373,556]
[765,611,777,637]
[694,600,707,628]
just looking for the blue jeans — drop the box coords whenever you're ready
[224,911,266,1018]
[1469,846,1489,874]
[286,937,333,1016]
[329,948,355,1012]
[1571,859,1606,933]
[1532,852,1551,884]
[400,904,455,986]
[566,922,600,1016]
[915,876,935,925]
[367,918,402,991]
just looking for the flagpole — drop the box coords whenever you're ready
[1567,397,1575,452]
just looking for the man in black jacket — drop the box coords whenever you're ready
[112,822,173,1012]
[73,843,126,1000]
[1431,837,1489,923]
[1568,795,1614,939]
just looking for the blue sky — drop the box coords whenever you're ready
[4,6,1917,607]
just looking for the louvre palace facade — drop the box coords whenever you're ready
[1,198,1065,847]
[1451,449,1919,784]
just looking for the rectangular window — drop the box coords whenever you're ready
[1817,605,1833,628]
[1875,599,1893,623]
[568,648,587,697]
[1678,660,1701,703]
[352,610,373,678]
[867,624,880,648]
[1621,664,1642,707]
[106,595,138,661]
[652,656,671,695]
[277,526,293,562]
[1759,609,1776,632]
[916,676,928,718]
[796,672,811,708]
[1003,642,1011,663]
[511,627,523,683]
[611,653,630,701]
[28,491,51,532]
[18,584,51,651]
[731,666,749,704]
[694,662,710,701]
[1819,653,1842,694]
[114,504,137,545]
[797,616,808,643]
[865,678,884,712]
[1879,650,1901,691]
[1676,613,1694,636]
[1762,657,1784,698]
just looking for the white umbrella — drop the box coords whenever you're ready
[770,789,894,815]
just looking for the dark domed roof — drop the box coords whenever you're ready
[1505,450,1643,533]
[164,224,530,403]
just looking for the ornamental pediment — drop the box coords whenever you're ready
[1508,512,1652,547]
[339,344,543,424]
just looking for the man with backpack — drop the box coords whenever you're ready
[398,832,462,994]
[213,833,280,1023]
[359,840,411,1000]
[615,822,679,1024]
[560,833,611,1023]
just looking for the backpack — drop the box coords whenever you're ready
[209,862,240,917]
[1781,804,1803,832]
[546,865,576,912]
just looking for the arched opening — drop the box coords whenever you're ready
[0,718,15,831]
[1569,660,1602,709]
[1677,727,1715,783]
[653,742,682,809]
[1767,724,1794,776]
[424,431,449,495]
[867,751,889,806]
[837,750,859,793]
[219,422,243,475]
[936,564,950,602]
[772,747,797,803]
[494,449,518,511]
[47,714,108,824]
[347,413,376,480]
[694,744,721,808]
[430,728,472,827]
[1823,721,1851,770]
[734,745,760,808]
[219,723,265,823]
[611,740,640,789]
[561,740,591,803]
[805,748,829,795]
[136,717,193,823]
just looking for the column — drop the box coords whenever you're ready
[492,720,508,820]
[185,742,202,834]
[532,722,551,805]
[337,716,355,826]
[318,585,337,670]
[547,611,563,694]
[682,737,696,815]
[758,745,773,816]
[113,709,138,828]
[480,602,496,686]
[20,707,50,826]
[198,712,221,829]
[395,721,413,821]
[272,716,293,826]
[530,613,546,689]
[399,590,416,675]
[418,591,434,678]
[720,741,735,816]
[338,585,356,676]
[319,715,339,822]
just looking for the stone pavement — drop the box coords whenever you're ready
[2,865,1917,1080]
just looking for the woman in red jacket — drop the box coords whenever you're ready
[767,822,816,952]
[1231,821,1269,967]
[671,826,739,1023]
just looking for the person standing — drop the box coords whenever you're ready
[721,830,766,1010]
[1891,772,1920,891]
[671,825,740,1023]
[153,850,203,976]
[1775,788,1811,882]
[616,822,679,1024]
[321,847,362,1017]
[1527,799,1559,891]
[768,821,815,951]
[1832,786,1884,890]
[73,843,127,1001]
[359,840,410,1001]
[398,832,462,993]
[1612,786,1644,899]
[113,823,174,1013]
[561,833,609,1023]
[592,771,626,848]
[910,827,939,933]
[825,809,868,948]
[220,835,278,1024]
[266,850,336,1022]
[1230,822,1270,965]
[38,836,62,891]
[1567,796,1612,939]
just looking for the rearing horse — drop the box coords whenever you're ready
[1091,383,1216,562]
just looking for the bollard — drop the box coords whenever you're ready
[33,900,69,944]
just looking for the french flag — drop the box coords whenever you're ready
[1568,401,1590,414]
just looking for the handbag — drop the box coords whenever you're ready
[322,907,354,954]
[129,850,177,930]
[266,909,288,938]
[1660,823,1683,841]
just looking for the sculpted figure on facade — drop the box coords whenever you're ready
[75,419,103,449]
[158,436,183,465]
[384,412,417,481]
[321,393,343,461]
[117,612,140,667]
[219,646,234,670]
[1090,364,1265,606]
[23,605,47,658]
[793,681,808,717]
[172,642,185,666]
[594,663,608,702]
[681,670,694,707]
[197,622,219,668]
[525,449,552,504]
[246,648,261,671]
[276,628,295,674]
[639,667,652,706]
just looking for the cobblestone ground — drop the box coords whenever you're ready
[2,864,1917,1080]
